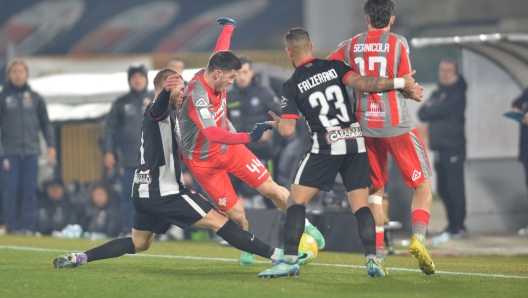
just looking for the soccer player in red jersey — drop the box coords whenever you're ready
[328,0,435,275]
[178,18,324,266]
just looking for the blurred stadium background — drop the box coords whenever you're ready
[1,0,528,241]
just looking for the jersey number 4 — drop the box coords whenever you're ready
[309,85,350,128]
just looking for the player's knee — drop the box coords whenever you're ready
[133,238,152,253]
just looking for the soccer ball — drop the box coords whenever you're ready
[298,233,318,265]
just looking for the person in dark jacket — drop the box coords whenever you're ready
[510,89,528,236]
[82,182,122,238]
[102,64,153,235]
[36,178,77,235]
[226,57,281,207]
[418,58,467,243]
[0,58,56,234]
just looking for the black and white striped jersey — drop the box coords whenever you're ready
[281,58,366,155]
[132,89,184,198]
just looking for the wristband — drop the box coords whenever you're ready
[394,78,405,89]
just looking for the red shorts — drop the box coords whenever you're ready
[183,144,270,212]
[365,128,432,188]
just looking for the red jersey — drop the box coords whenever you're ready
[328,30,414,138]
[179,70,232,160]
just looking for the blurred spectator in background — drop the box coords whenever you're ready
[418,58,467,244]
[226,56,281,208]
[0,58,56,235]
[81,182,122,238]
[510,89,528,236]
[167,56,186,77]
[35,178,77,235]
[102,64,153,236]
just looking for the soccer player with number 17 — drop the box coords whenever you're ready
[258,27,416,278]
[328,0,435,276]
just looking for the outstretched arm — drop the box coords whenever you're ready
[213,18,236,53]
[344,70,416,93]
[265,111,296,138]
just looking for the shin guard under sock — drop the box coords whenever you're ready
[85,237,136,262]
[354,207,376,256]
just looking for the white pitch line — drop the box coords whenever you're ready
[1,245,527,280]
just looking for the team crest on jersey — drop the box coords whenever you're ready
[218,197,228,207]
[133,171,152,184]
[189,189,196,194]
[200,108,212,119]
[325,125,363,144]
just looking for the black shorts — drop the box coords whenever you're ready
[132,189,214,234]
[292,152,372,192]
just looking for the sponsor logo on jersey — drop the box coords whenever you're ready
[325,126,363,144]
[412,170,422,181]
[297,69,339,93]
[200,108,212,119]
[365,101,386,121]
[133,172,152,184]
[281,96,289,108]
[353,43,390,53]
[213,99,227,122]
[218,197,228,207]
[195,98,207,107]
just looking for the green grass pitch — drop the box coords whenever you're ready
[1,235,527,298]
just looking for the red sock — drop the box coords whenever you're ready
[411,208,430,227]
[375,228,385,252]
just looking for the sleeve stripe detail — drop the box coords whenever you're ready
[282,114,299,120]
[342,70,354,85]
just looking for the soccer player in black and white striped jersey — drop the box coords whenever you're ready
[258,28,416,278]
[52,69,286,269]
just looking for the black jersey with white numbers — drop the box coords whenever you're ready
[281,58,366,155]
[132,89,184,198]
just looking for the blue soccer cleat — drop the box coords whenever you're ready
[366,255,388,277]
[238,251,255,266]
[304,224,325,250]
[53,252,87,268]
[258,260,300,278]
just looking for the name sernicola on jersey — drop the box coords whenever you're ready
[328,30,414,138]
[281,58,365,155]
[132,105,184,198]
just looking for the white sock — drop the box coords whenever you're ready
[305,218,311,227]
[270,248,282,262]
[283,254,298,263]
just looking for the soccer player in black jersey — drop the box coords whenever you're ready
[258,28,416,278]
[53,69,286,269]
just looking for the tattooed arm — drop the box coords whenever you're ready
[344,70,417,93]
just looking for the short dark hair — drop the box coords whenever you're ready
[364,0,396,29]
[153,68,178,93]
[239,56,252,69]
[206,50,242,73]
[285,27,310,54]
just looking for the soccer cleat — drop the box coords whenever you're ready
[272,250,313,266]
[238,251,255,266]
[366,255,388,277]
[258,260,300,278]
[304,224,325,250]
[408,235,435,275]
[53,253,87,268]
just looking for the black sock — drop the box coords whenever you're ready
[354,207,376,256]
[85,237,136,262]
[216,220,275,259]
[284,204,306,256]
